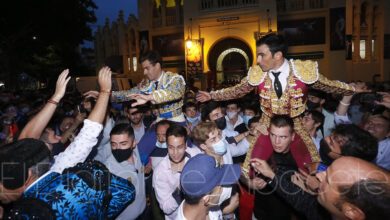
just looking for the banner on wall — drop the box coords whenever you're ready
[186,39,203,77]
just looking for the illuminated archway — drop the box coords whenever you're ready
[216,48,250,72]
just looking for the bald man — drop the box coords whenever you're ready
[316,157,390,220]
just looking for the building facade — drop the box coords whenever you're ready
[94,0,390,88]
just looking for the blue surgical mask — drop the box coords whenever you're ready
[0,132,6,140]
[243,115,253,125]
[187,116,199,123]
[156,141,167,148]
[212,139,227,155]
[3,120,11,125]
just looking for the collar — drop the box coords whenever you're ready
[268,59,289,77]
[153,71,164,84]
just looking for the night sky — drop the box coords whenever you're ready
[82,0,138,48]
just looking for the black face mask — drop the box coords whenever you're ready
[51,142,64,156]
[112,147,133,163]
[319,139,334,166]
[306,100,321,110]
[214,116,227,130]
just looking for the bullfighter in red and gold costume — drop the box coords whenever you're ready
[197,34,355,176]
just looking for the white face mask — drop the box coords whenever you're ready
[208,187,232,206]
[226,111,237,120]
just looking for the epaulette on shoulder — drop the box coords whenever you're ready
[290,59,319,84]
[247,65,266,86]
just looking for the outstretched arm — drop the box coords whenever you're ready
[18,69,71,140]
[126,75,186,107]
[50,67,112,173]
[311,73,356,95]
[197,77,254,102]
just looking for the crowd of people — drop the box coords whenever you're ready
[1,34,390,220]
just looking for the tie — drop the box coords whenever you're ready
[154,81,158,90]
[272,71,282,99]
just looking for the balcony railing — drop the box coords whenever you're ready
[277,0,325,13]
[200,0,259,11]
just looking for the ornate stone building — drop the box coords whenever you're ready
[94,0,390,87]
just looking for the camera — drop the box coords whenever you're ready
[359,93,383,106]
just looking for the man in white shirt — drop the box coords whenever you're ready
[302,110,325,152]
[0,67,135,219]
[225,100,244,133]
[153,124,199,220]
[200,101,250,157]
[176,154,241,220]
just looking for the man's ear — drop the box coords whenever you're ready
[155,62,161,70]
[320,99,326,105]
[314,122,321,130]
[274,51,283,60]
[203,195,210,206]
[199,143,207,151]
[292,132,296,141]
[342,202,365,220]
[132,138,137,148]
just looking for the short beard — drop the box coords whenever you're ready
[169,154,186,164]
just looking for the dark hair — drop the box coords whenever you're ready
[256,33,288,57]
[166,124,187,143]
[338,179,390,220]
[139,50,163,68]
[226,100,239,109]
[110,123,135,140]
[306,110,325,131]
[115,115,130,126]
[183,102,198,112]
[248,116,261,127]
[201,101,221,121]
[270,115,294,134]
[155,120,174,132]
[333,124,378,161]
[0,138,51,189]
[243,104,259,115]
[308,89,326,99]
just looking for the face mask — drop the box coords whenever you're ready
[243,115,253,125]
[226,111,237,120]
[319,138,332,156]
[156,141,167,148]
[306,100,321,110]
[212,139,227,155]
[187,116,199,124]
[208,187,232,206]
[51,142,64,156]
[112,147,133,163]
[214,116,226,130]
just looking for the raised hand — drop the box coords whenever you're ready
[375,92,390,109]
[349,82,370,94]
[83,91,99,100]
[98,66,112,92]
[51,69,71,102]
[196,91,211,102]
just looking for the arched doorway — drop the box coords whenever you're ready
[208,38,253,86]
